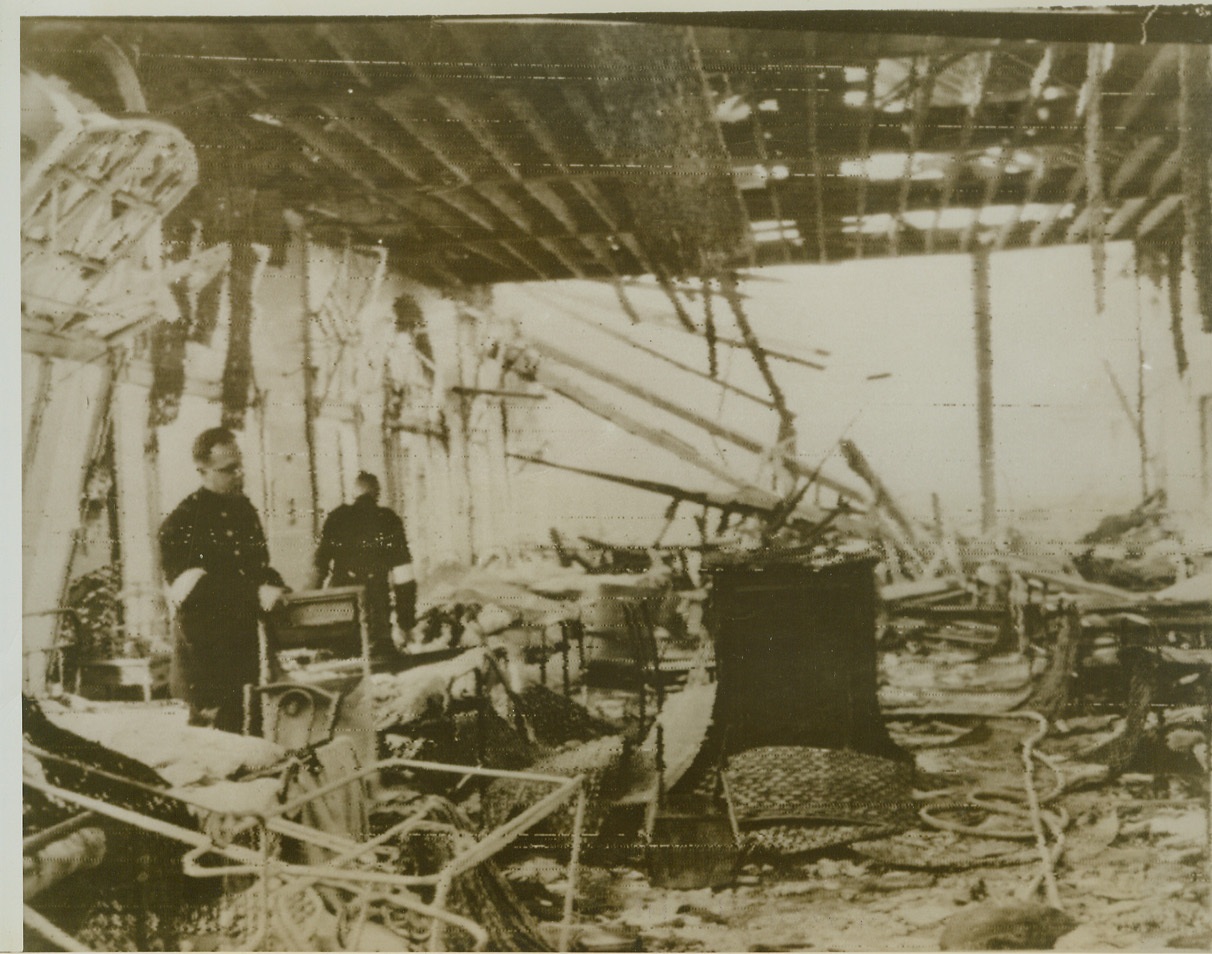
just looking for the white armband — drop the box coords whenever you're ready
[258,585,286,613]
[390,564,415,585]
[168,568,206,610]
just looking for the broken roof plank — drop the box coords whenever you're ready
[853,63,877,259]
[523,327,862,500]
[1116,43,1180,131]
[555,308,779,410]
[509,452,800,520]
[993,149,1051,251]
[529,358,796,508]
[961,45,1057,253]
[892,55,939,257]
[928,50,992,254]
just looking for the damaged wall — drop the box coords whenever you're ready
[491,241,1212,547]
[20,220,450,688]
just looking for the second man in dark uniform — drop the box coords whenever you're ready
[311,472,416,664]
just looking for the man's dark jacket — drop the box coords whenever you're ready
[159,487,283,732]
[314,494,413,650]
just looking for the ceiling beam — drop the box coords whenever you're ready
[742,80,793,263]
[526,335,860,501]
[1102,196,1149,238]
[1135,193,1183,238]
[565,11,1212,46]
[432,92,602,275]
[556,83,663,275]
[528,359,794,509]
[927,50,992,253]
[853,63,877,259]
[244,101,526,279]
[993,150,1051,250]
[313,22,376,88]
[961,45,1056,252]
[554,308,778,410]
[893,56,940,256]
[1116,44,1181,131]
[372,29,596,281]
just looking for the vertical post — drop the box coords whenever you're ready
[539,626,548,687]
[112,380,166,650]
[972,247,997,535]
[22,357,112,691]
[255,221,322,588]
[1136,301,1150,500]
[558,784,588,953]
[561,620,571,697]
[298,225,322,542]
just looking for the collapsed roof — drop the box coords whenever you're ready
[20,13,1212,294]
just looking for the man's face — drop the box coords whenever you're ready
[200,442,244,496]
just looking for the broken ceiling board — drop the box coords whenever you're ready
[18,19,1200,284]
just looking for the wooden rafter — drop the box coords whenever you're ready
[309,103,528,254]
[1085,42,1109,313]
[492,237,550,281]
[854,63,877,259]
[1103,196,1149,239]
[525,338,861,501]
[1109,135,1166,199]
[254,101,521,278]
[993,149,1050,250]
[555,307,778,410]
[804,34,829,263]
[1030,166,1085,246]
[655,272,698,332]
[1135,193,1183,238]
[892,55,938,256]
[718,272,796,447]
[557,82,668,277]
[1116,44,1180,130]
[397,27,620,280]
[509,452,803,521]
[489,87,629,238]
[529,358,791,508]
[744,83,793,263]
[961,45,1057,253]
[432,93,591,276]
[928,50,992,253]
[313,22,375,88]
[1033,45,1182,252]
[219,63,500,266]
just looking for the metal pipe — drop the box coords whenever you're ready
[23,811,97,854]
[29,749,581,948]
[558,784,588,953]
[24,905,91,953]
[22,775,218,853]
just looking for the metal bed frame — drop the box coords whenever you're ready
[24,747,587,952]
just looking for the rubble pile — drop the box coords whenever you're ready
[1073,492,1196,592]
[23,523,1212,952]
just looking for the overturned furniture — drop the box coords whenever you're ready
[269,586,373,678]
[23,694,590,952]
[248,586,375,753]
[649,547,915,883]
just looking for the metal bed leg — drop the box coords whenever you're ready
[558,783,588,953]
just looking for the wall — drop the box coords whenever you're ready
[20,233,433,688]
[491,240,1211,549]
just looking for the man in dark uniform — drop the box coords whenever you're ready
[310,472,416,663]
[159,427,286,733]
